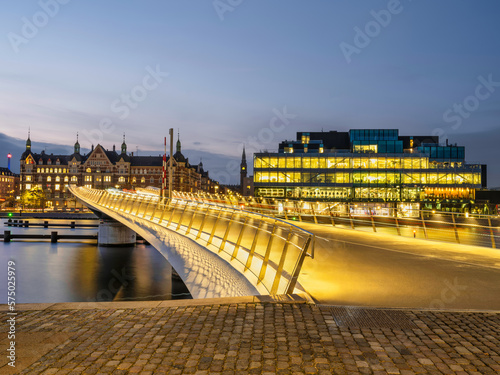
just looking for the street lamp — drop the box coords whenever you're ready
[7,153,12,170]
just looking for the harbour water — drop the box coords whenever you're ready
[0,218,191,304]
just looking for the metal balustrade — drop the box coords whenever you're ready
[69,186,315,295]
[175,191,500,249]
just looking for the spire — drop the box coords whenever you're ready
[242,145,246,161]
[121,133,127,154]
[74,132,80,154]
[26,128,31,150]
[176,131,181,153]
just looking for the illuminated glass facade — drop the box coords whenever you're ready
[253,129,486,204]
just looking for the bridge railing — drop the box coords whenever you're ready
[71,186,315,295]
[175,191,500,249]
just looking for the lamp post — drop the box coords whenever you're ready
[7,153,12,170]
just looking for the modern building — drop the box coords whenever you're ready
[253,129,486,212]
[19,133,218,209]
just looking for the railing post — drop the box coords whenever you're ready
[327,204,335,227]
[176,201,190,231]
[245,221,264,271]
[185,203,199,235]
[207,209,223,246]
[310,204,318,224]
[370,208,376,232]
[142,197,154,218]
[271,229,293,295]
[232,216,249,260]
[196,206,210,241]
[421,210,428,239]
[451,213,460,244]
[166,199,180,228]
[488,217,496,248]
[149,198,161,220]
[219,211,235,252]
[133,197,145,216]
[394,208,401,236]
[286,235,313,294]
[296,201,303,222]
[115,194,125,211]
[158,198,171,224]
[257,221,278,284]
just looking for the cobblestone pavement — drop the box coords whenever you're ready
[1,298,499,374]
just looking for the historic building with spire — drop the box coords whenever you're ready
[19,132,218,209]
[240,146,254,196]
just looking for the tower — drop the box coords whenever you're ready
[121,134,127,154]
[240,145,247,192]
[176,131,181,153]
[74,133,80,154]
[26,128,31,151]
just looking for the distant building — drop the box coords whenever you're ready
[0,167,18,204]
[254,129,487,212]
[19,133,218,209]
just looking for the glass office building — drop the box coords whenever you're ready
[253,130,486,210]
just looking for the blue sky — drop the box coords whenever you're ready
[1,1,500,185]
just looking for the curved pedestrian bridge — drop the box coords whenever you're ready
[69,186,315,300]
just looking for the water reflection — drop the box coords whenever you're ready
[0,219,191,303]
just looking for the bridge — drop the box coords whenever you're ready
[70,186,500,309]
[69,186,315,300]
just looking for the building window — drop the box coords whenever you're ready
[55,176,60,182]
[71,176,77,182]
[64,176,68,182]
[132,177,137,183]
[118,176,125,183]
[150,177,154,183]
[47,176,52,182]
[25,184,31,190]
[26,175,32,182]
[55,184,60,190]
[104,176,111,182]
[141,177,146,183]
[85,176,92,182]
[86,168,91,173]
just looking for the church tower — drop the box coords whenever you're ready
[240,145,247,193]
[74,133,80,154]
[121,134,127,154]
[26,129,31,151]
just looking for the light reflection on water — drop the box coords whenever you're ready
[0,219,191,303]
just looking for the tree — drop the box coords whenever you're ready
[20,186,45,210]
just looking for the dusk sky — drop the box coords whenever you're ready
[1,1,500,185]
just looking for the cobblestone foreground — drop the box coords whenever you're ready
[1,297,499,374]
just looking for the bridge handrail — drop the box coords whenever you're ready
[174,191,499,249]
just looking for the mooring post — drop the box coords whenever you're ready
[51,231,58,243]
[44,221,49,228]
[4,230,11,242]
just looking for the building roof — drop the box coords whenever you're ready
[130,156,164,167]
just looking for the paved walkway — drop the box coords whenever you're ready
[1,295,499,374]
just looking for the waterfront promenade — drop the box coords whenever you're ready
[1,296,499,374]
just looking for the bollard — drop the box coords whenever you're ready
[7,219,12,227]
[51,231,58,243]
[24,220,29,227]
[4,230,11,242]
[70,221,75,229]
[44,221,49,228]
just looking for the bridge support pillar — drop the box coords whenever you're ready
[98,219,136,246]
